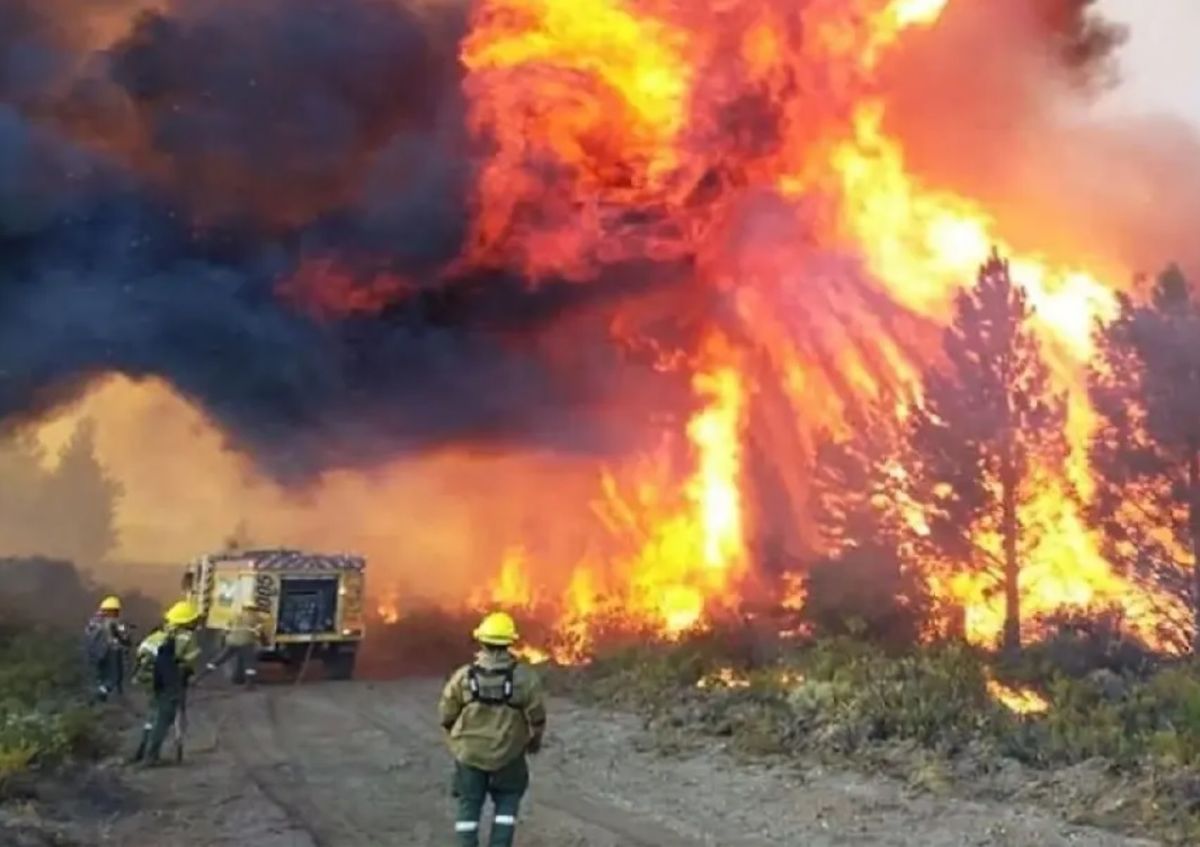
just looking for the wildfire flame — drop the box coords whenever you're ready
[987,678,1051,716]
[27,0,1186,664]
[697,666,752,690]
[377,591,403,625]
[467,335,748,655]
[449,0,1180,656]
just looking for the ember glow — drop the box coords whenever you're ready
[987,678,1051,716]
[697,667,752,690]
[10,0,1192,658]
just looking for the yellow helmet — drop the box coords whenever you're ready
[165,600,201,627]
[473,611,518,646]
[99,595,121,612]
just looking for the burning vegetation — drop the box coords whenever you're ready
[364,0,1197,662]
[4,0,1200,697]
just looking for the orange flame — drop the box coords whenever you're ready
[696,666,751,690]
[444,0,1184,655]
[376,592,402,625]
[464,332,748,653]
[39,0,1187,665]
[987,677,1050,715]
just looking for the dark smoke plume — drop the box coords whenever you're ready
[1,0,1186,480]
[0,0,688,477]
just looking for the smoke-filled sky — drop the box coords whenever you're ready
[1098,0,1200,124]
[8,0,1200,577]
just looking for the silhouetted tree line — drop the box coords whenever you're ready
[808,253,1200,655]
[0,419,121,569]
[0,556,160,633]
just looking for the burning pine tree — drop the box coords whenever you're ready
[1090,266,1200,653]
[908,253,1070,655]
[812,254,1084,654]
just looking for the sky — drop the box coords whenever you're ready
[1099,0,1200,124]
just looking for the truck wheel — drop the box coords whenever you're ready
[325,646,357,681]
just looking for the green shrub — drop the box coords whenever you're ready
[0,626,106,787]
[1031,664,1200,768]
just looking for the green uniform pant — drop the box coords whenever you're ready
[94,650,124,699]
[452,757,528,847]
[142,692,182,762]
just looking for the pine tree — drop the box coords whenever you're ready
[808,393,928,643]
[40,420,122,567]
[908,252,1068,655]
[1090,266,1200,652]
[811,393,911,556]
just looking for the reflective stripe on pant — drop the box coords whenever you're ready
[451,757,528,847]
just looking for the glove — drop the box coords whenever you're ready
[527,734,543,755]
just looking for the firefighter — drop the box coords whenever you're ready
[83,596,132,702]
[439,611,546,847]
[204,601,267,686]
[130,600,203,766]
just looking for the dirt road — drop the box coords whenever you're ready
[97,680,1159,846]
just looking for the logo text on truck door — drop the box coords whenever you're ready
[254,573,279,610]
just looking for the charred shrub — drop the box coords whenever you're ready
[800,545,929,647]
[1019,606,1161,680]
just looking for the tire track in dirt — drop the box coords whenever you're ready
[333,680,721,847]
[214,691,333,847]
[217,685,436,845]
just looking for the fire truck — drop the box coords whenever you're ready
[182,548,366,680]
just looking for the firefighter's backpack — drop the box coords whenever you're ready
[466,664,517,707]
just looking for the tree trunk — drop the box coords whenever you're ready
[1188,448,1200,655]
[1001,441,1021,657]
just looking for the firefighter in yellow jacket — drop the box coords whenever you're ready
[204,602,267,686]
[130,600,203,765]
[439,612,546,847]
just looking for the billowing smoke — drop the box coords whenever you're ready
[0,0,693,477]
[1,0,1195,485]
[879,0,1200,276]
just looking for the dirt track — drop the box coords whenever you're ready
[97,679,1160,846]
